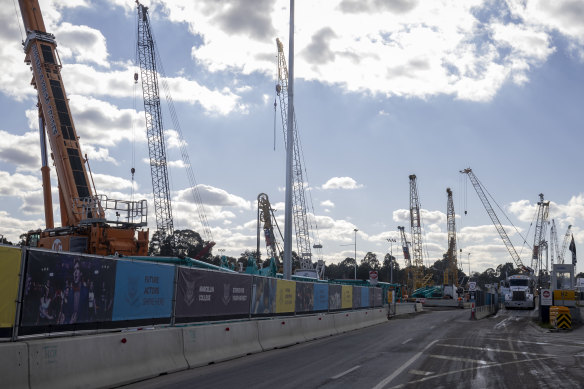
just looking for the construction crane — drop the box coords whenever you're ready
[531,193,550,274]
[445,188,459,286]
[136,2,173,240]
[18,0,148,255]
[409,175,429,289]
[135,2,215,258]
[398,226,412,292]
[275,37,323,274]
[460,168,532,274]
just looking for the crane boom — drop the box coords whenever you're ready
[559,225,572,264]
[531,193,550,273]
[19,0,148,255]
[550,219,559,266]
[398,225,413,292]
[460,168,528,272]
[446,188,458,286]
[136,2,174,239]
[275,38,317,269]
[409,175,424,289]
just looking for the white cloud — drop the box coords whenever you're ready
[321,176,363,190]
[0,172,42,196]
[320,200,335,208]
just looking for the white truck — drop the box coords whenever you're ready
[503,274,535,309]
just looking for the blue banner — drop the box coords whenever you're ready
[361,287,370,308]
[313,283,328,311]
[112,260,175,321]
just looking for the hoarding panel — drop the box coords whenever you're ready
[361,287,370,308]
[329,284,342,310]
[112,260,175,321]
[295,282,314,313]
[20,250,117,327]
[175,268,251,318]
[0,246,21,330]
[251,276,276,315]
[275,279,296,313]
[313,283,329,311]
[341,285,352,309]
[352,286,362,309]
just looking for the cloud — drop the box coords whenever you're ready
[320,200,335,208]
[0,130,40,171]
[176,185,251,208]
[321,176,363,190]
[54,22,110,67]
[0,172,42,196]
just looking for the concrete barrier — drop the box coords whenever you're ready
[475,305,495,320]
[332,311,362,333]
[298,314,337,340]
[27,327,187,389]
[0,342,28,389]
[366,308,388,325]
[257,317,306,350]
[182,321,262,367]
[395,303,416,315]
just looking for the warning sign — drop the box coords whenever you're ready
[541,289,552,306]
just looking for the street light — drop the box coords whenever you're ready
[353,229,358,279]
[467,252,471,278]
[387,237,397,283]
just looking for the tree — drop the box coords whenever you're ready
[148,229,214,262]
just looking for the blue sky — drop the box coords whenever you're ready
[1,0,583,276]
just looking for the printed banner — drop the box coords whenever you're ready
[352,286,362,309]
[313,283,329,311]
[21,250,117,327]
[361,287,370,308]
[112,260,175,321]
[341,285,352,309]
[175,268,251,318]
[275,279,296,314]
[251,276,276,315]
[295,282,314,313]
[0,246,21,330]
[374,288,382,307]
[329,284,342,310]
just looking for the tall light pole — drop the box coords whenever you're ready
[354,228,358,279]
[387,237,397,283]
[467,252,471,278]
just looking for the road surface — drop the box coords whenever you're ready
[120,307,584,388]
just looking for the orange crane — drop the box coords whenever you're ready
[19,0,148,255]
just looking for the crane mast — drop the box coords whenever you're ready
[531,193,550,274]
[409,175,425,289]
[136,2,174,240]
[446,188,458,286]
[18,0,148,255]
[275,38,316,270]
[460,168,529,273]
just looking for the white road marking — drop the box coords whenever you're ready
[435,343,557,357]
[401,338,412,345]
[372,339,439,389]
[331,365,360,379]
[409,369,433,376]
[429,354,490,365]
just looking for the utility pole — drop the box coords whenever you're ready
[354,228,358,279]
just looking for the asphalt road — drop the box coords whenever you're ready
[120,307,584,389]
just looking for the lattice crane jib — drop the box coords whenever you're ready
[446,188,458,286]
[531,193,550,274]
[460,168,531,274]
[559,225,573,264]
[398,226,413,293]
[275,38,313,269]
[409,175,424,289]
[136,3,174,240]
[550,219,560,266]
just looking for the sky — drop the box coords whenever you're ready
[1,0,583,277]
